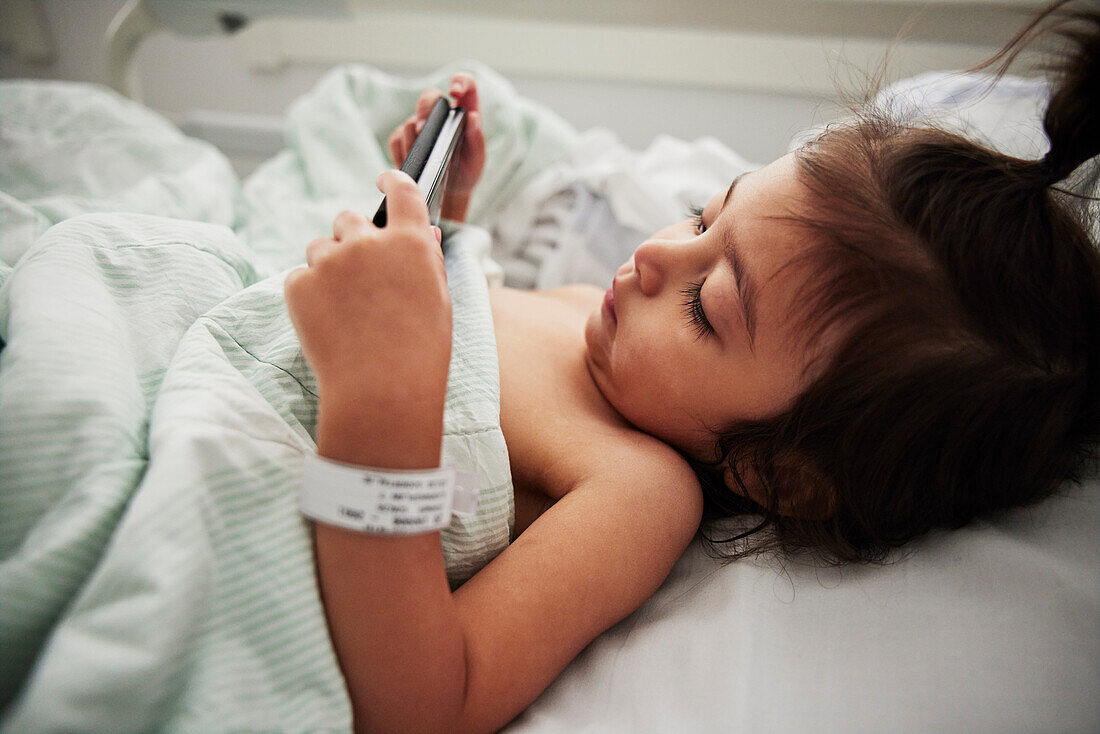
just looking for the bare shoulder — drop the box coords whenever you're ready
[530,405,705,547]
[576,429,705,537]
[542,431,704,592]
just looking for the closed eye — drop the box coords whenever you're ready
[680,280,714,340]
[686,204,706,235]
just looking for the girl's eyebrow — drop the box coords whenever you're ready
[719,174,759,346]
[720,174,741,212]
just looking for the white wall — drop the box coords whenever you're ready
[1,0,1047,173]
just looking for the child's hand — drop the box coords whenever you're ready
[387,73,486,222]
[285,171,452,460]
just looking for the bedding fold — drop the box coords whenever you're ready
[1,218,513,732]
[236,60,579,275]
[0,80,239,274]
[0,73,539,731]
[0,213,257,711]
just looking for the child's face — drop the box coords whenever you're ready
[585,152,820,463]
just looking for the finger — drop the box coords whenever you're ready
[284,265,307,295]
[388,126,405,167]
[402,117,419,160]
[415,87,443,120]
[463,110,485,167]
[394,122,413,168]
[332,210,371,241]
[306,237,336,267]
[432,226,442,245]
[376,170,430,227]
[449,73,479,113]
[389,136,403,168]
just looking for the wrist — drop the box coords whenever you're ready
[316,393,445,469]
[300,455,456,534]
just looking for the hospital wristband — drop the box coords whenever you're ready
[300,453,458,534]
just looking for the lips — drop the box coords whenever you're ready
[603,283,616,324]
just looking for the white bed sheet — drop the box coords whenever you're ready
[506,480,1100,733]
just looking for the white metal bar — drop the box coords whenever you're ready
[104,0,157,100]
[237,12,1019,98]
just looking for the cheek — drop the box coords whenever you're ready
[609,338,686,415]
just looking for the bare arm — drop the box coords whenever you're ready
[315,426,703,734]
[285,167,462,731]
[311,402,466,734]
[451,454,703,731]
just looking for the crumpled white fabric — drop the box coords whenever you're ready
[492,128,758,289]
[788,72,1052,157]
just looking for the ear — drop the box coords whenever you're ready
[723,456,834,519]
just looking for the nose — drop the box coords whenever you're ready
[633,238,695,297]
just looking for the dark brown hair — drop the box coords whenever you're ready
[697,1,1100,563]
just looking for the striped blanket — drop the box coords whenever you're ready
[0,64,576,732]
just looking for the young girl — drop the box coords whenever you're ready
[284,4,1099,732]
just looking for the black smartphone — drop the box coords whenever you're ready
[373,96,466,229]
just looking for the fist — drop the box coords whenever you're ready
[285,171,452,424]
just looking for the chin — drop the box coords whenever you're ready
[583,310,605,365]
[582,341,608,395]
[582,326,620,404]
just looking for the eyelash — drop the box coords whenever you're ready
[687,204,707,234]
[681,206,713,339]
[680,280,714,340]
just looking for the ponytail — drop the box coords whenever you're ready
[1038,4,1100,186]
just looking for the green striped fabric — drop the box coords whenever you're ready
[0,215,259,718]
[0,64,579,731]
[1,216,513,731]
